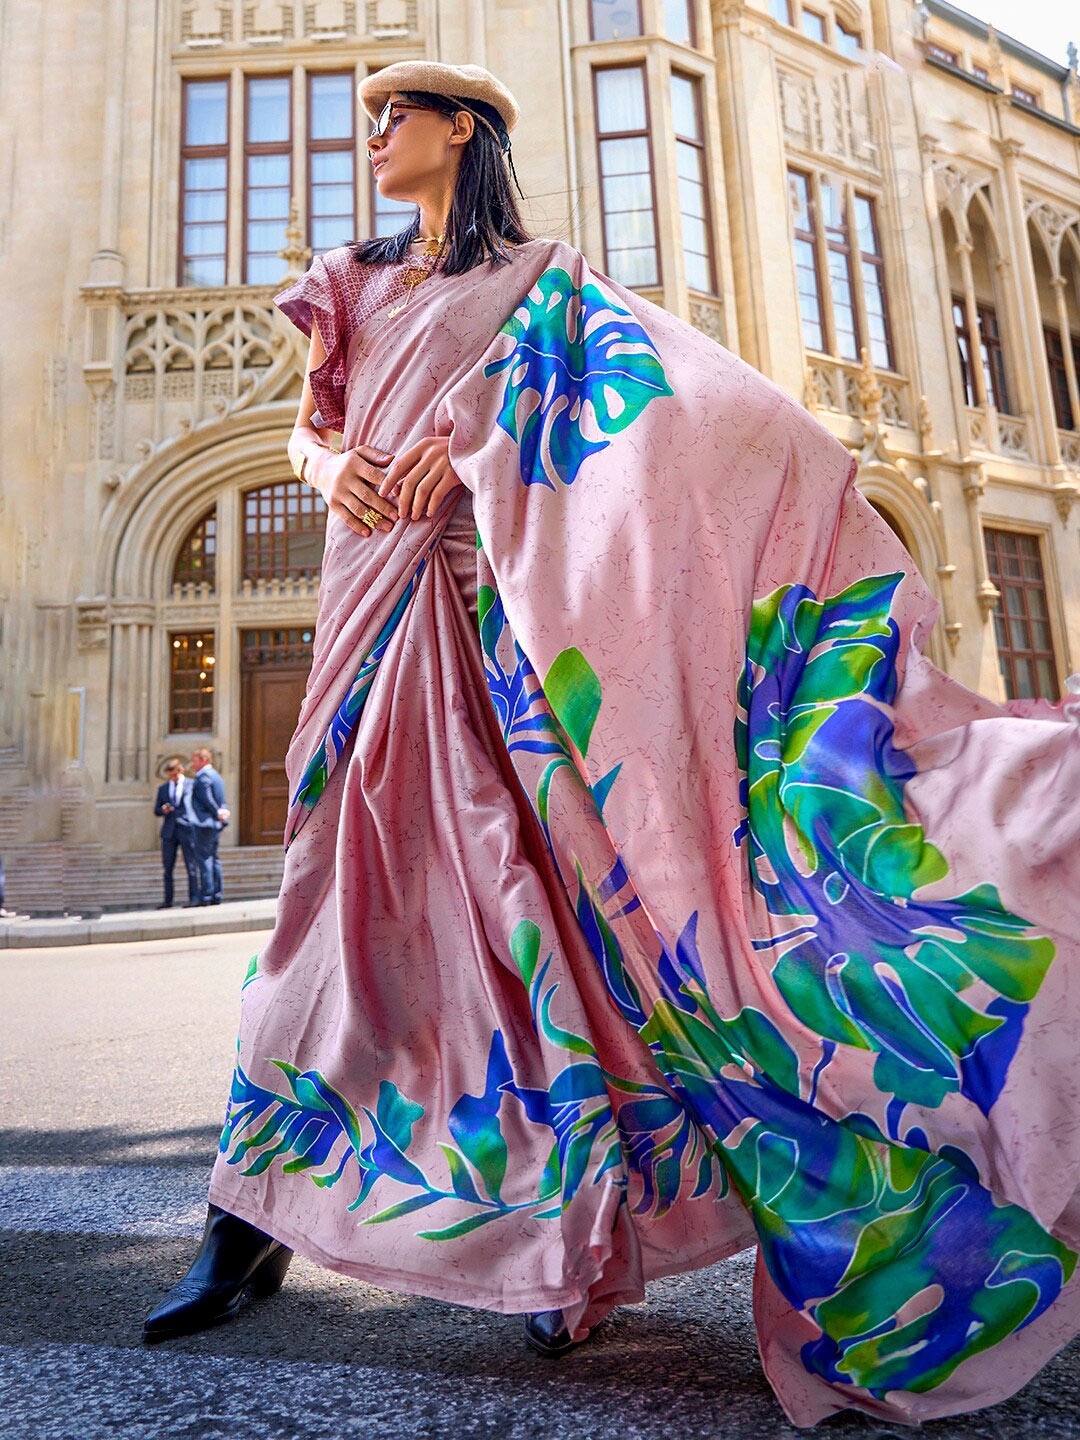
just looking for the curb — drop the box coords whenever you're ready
[0,898,278,950]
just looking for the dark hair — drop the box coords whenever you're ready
[351,91,530,276]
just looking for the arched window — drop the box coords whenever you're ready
[173,507,217,589]
[242,480,328,581]
[868,499,913,553]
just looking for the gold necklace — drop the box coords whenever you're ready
[388,244,442,317]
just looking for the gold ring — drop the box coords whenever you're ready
[360,507,382,530]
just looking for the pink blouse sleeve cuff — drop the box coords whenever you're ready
[274,256,348,433]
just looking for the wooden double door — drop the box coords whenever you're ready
[239,627,314,846]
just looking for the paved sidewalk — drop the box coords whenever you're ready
[0,897,278,950]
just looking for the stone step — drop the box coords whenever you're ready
[4,844,284,916]
[0,785,51,853]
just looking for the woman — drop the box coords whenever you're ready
[144,62,1080,1427]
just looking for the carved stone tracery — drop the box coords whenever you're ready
[778,64,873,167]
[179,0,408,47]
[1024,199,1080,279]
[689,298,723,344]
[304,0,356,38]
[243,1,293,41]
[181,1,233,44]
[366,0,414,38]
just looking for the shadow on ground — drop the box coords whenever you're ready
[0,1124,222,1168]
[1,1226,1078,1440]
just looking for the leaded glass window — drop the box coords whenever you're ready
[169,632,216,732]
[173,509,217,591]
[242,481,328,581]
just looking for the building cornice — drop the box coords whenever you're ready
[923,0,1070,80]
[922,55,1080,139]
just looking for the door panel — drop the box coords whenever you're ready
[240,625,313,846]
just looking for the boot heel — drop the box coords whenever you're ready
[250,1244,292,1298]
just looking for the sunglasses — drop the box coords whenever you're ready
[369,100,450,141]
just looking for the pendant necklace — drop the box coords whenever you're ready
[388,235,445,318]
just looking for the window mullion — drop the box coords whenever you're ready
[846,180,870,365]
[227,66,244,287]
[354,60,367,237]
[293,64,306,255]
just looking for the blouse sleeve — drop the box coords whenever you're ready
[274,252,351,432]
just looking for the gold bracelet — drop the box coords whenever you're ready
[290,442,335,486]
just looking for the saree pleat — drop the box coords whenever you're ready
[210,239,1080,1424]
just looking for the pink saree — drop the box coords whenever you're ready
[208,239,1080,1426]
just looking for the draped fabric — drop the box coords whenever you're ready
[208,240,1080,1426]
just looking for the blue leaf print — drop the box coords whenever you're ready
[485,267,674,490]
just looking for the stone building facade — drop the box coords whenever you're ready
[1,0,1078,911]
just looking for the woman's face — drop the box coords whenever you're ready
[367,93,469,205]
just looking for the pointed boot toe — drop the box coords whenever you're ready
[143,1204,292,1343]
[523,1308,596,1358]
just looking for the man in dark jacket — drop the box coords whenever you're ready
[189,748,230,906]
[153,757,199,908]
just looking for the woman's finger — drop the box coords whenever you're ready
[349,481,397,527]
[330,475,395,534]
[424,473,461,518]
[354,444,394,468]
[349,446,393,491]
[380,441,425,496]
[331,497,376,537]
[395,461,434,520]
[409,472,441,521]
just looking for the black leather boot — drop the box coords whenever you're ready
[523,1308,595,1357]
[143,1203,292,1342]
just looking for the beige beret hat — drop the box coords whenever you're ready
[357,62,520,136]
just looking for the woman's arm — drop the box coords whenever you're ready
[285,327,337,483]
[287,329,399,538]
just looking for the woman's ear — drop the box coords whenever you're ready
[448,109,475,148]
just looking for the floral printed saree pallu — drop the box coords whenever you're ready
[209,240,1080,1426]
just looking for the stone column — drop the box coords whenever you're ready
[711,0,786,372]
[556,0,581,250]
[1051,275,1080,431]
[465,0,488,69]
[107,603,155,782]
[996,138,1059,462]
[26,603,73,784]
[88,0,130,287]
[960,465,1004,694]
[954,238,988,409]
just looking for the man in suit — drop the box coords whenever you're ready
[154,757,199,909]
[189,747,230,906]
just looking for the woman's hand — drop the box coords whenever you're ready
[309,445,398,537]
[379,436,462,520]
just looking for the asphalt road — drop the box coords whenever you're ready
[1,933,1078,1440]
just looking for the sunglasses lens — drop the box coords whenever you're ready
[373,100,392,137]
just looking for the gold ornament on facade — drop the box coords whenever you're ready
[278,200,312,283]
